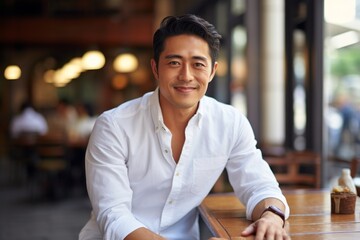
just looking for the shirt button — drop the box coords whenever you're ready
[164,149,168,153]
[168,200,173,204]
[176,172,180,176]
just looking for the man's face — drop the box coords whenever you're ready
[151,34,217,112]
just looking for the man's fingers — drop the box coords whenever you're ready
[241,222,257,237]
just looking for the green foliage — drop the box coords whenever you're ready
[331,47,360,76]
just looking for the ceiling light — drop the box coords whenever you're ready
[113,53,138,73]
[82,50,106,70]
[4,65,21,80]
[62,62,81,79]
[52,69,72,87]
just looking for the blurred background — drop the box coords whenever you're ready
[1,0,360,239]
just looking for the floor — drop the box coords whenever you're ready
[0,156,92,240]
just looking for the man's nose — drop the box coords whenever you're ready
[178,64,193,81]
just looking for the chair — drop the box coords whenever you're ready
[349,157,360,178]
[9,131,40,184]
[329,155,360,178]
[350,157,360,196]
[34,131,69,199]
[258,143,287,158]
[265,150,321,189]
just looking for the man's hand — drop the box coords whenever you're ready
[241,211,290,240]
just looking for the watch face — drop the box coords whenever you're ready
[270,205,282,213]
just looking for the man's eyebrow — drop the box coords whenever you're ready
[165,54,182,59]
[192,56,208,61]
[164,54,208,61]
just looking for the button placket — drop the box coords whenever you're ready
[160,170,183,228]
[157,124,172,162]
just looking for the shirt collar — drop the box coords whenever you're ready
[150,88,166,133]
[150,87,205,131]
[196,97,205,120]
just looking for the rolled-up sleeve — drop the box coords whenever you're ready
[226,114,290,220]
[85,113,146,239]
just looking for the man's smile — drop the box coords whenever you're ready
[173,85,198,93]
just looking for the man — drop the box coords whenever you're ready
[10,102,48,138]
[10,102,49,181]
[80,14,290,240]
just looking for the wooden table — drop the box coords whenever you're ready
[199,190,360,239]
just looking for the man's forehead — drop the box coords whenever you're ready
[161,35,211,59]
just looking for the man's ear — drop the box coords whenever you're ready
[150,59,159,80]
[209,61,218,82]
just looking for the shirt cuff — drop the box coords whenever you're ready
[101,214,146,239]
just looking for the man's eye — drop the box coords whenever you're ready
[195,63,205,68]
[169,61,180,66]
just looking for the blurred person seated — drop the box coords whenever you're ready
[46,98,78,141]
[333,94,358,160]
[67,102,97,195]
[68,102,97,146]
[10,101,48,139]
[9,101,48,182]
[57,98,78,129]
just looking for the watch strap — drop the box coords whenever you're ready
[261,205,285,227]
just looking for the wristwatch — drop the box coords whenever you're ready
[261,205,285,227]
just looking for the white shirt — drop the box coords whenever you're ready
[80,88,289,240]
[10,107,48,138]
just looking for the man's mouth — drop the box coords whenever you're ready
[174,85,197,92]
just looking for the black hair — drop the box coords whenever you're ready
[153,14,222,68]
[20,102,32,112]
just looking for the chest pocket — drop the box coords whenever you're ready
[190,156,227,194]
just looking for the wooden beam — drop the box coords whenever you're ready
[0,15,154,47]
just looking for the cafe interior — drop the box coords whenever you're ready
[1,0,360,239]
